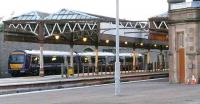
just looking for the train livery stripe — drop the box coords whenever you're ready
[11,52,25,55]
[10,64,23,70]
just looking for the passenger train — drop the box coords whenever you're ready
[8,50,144,76]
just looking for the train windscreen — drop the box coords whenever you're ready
[9,54,25,63]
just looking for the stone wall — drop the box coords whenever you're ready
[169,7,200,83]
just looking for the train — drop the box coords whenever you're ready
[8,50,144,77]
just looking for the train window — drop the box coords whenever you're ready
[44,56,64,63]
[31,56,39,64]
[84,57,89,63]
[126,57,133,63]
[80,57,89,63]
[34,57,38,61]
[98,57,106,64]
[9,54,25,63]
[52,57,56,61]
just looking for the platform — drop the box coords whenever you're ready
[0,78,200,104]
[0,72,168,95]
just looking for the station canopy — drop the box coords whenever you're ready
[3,8,168,50]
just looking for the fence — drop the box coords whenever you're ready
[62,62,169,77]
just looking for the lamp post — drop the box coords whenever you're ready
[115,0,120,96]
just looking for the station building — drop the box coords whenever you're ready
[168,0,200,84]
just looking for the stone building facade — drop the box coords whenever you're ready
[169,3,200,83]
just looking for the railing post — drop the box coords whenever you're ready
[61,63,64,78]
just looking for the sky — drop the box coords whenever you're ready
[0,0,168,21]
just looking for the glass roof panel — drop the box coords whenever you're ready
[45,9,99,20]
[57,15,63,19]
[76,15,81,19]
[27,16,32,20]
[70,14,77,19]
[61,15,67,19]
[52,15,57,20]
[10,11,49,20]
[66,15,73,19]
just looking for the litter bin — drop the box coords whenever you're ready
[67,66,74,77]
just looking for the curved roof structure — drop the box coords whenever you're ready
[45,9,99,20]
[11,11,49,20]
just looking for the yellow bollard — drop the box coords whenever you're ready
[67,66,74,77]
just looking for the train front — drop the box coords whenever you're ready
[8,51,27,76]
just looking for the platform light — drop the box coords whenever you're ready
[140,42,143,46]
[154,44,157,47]
[106,39,109,44]
[124,41,128,45]
[166,45,169,48]
[55,35,60,40]
[83,37,87,42]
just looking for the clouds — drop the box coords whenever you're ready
[0,0,168,21]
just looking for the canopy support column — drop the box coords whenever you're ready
[39,43,44,77]
[147,49,151,64]
[70,44,74,68]
[39,22,44,77]
[95,46,99,74]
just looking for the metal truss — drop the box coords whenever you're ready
[7,22,98,37]
[5,20,168,38]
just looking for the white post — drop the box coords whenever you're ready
[115,0,121,96]
[39,43,44,77]
[70,45,74,68]
[147,49,151,64]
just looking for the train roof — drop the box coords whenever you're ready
[78,52,115,56]
[119,53,142,57]
[11,50,143,57]
[78,52,142,57]
[24,50,76,56]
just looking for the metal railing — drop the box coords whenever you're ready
[61,62,169,78]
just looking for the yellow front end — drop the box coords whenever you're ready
[10,64,23,70]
